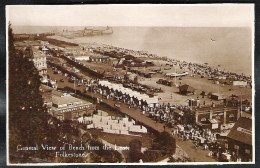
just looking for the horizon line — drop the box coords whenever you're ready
[11,25,252,28]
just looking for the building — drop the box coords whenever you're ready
[41,46,49,54]
[40,40,49,45]
[226,117,252,162]
[15,42,48,76]
[195,106,239,132]
[98,80,159,112]
[40,85,95,120]
[188,99,200,107]
[89,55,110,63]
[74,56,90,61]
[179,84,195,95]
[78,112,147,135]
[24,46,48,76]
[51,92,94,120]
[32,47,47,75]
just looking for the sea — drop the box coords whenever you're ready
[13,26,253,76]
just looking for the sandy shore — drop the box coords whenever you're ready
[139,61,252,106]
[49,35,252,107]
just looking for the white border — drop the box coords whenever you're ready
[6,5,9,166]
[251,3,255,165]
[6,4,255,166]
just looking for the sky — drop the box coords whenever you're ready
[7,4,254,27]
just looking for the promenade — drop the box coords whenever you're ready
[48,66,216,162]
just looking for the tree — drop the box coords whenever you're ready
[142,150,162,162]
[155,131,176,155]
[129,139,142,162]
[8,23,124,164]
[8,23,50,162]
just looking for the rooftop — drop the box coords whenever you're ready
[227,117,252,145]
[196,105,237,112]
[179,84,195,92]
[40,84,92,107]
[31,47,47,58]
[39,84,53,92]
[52,94,83,106]
[90,55,110,59]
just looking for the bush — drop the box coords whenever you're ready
[142,150,162,162]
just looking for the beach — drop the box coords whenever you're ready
[45,29,252,106]
[41,26,253,76]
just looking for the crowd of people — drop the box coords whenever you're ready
[171,124,244,162]
[169,59,251,85]
[93,43,251,84]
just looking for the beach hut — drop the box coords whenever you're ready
[179,84,195,95]
[209,119,219,130]
[211,93,225,101]
[233,81,247,87]
[189,99,200,107]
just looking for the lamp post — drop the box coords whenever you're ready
[91,85,93,98]
[188,99,193,111]
[74,79,76,94]
[218,81,220,95]
[240,89,243,117]
[175,65,177,86]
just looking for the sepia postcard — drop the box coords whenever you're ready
[6,4,254,165]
